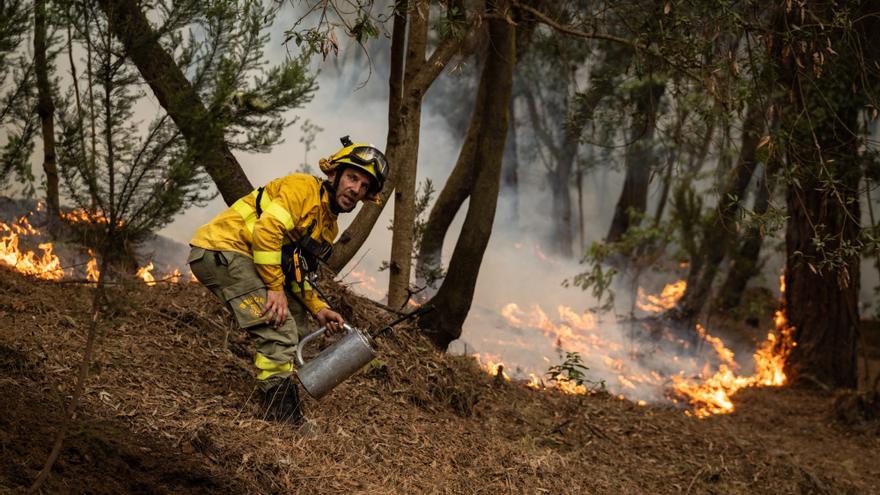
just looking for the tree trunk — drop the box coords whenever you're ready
[387,0,428,309]
[419,0,516,349]
[500,96,519,221]
[549,138,575,257]
[97,0,252,205]
[328,3,407,272]
[414,87,483,296]
[785,162,860,389]
[328,2,476,274]
[652,107,688,227]
[606,80,665,243]
[715,160,778,311]
[780,0,870,389]
[676,102,765,318]
[35,0,60,235]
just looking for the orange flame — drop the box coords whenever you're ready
[86,250,100,284]
[0,217,64,280]
[61,208,124,227]
[671,276,795,418]
[473,353,511,381]
[637,280,686,312]
[136,262,156,286]
[344,269,384,299]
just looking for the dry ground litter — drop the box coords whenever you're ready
[0,265,878,494]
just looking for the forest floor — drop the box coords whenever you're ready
[0,265,878,495]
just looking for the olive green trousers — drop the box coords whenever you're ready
[187,246,310,391]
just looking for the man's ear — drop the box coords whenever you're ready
[326,170,337,182]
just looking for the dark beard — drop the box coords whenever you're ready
[336,200,356,213]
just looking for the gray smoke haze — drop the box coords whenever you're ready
[5,6,879,403]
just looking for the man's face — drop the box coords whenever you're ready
[332,167,372,212]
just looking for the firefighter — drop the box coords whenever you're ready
[187,137,388,424]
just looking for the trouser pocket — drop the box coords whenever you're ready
[221,279,269,329]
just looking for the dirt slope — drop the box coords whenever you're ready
[0,265,877,494]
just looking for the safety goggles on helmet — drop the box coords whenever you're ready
[332,146,389,192]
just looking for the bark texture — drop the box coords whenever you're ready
[778,0,874,389]
[387,0,428,309]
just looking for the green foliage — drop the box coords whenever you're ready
[0,0,37,194]
[567,208,675,313]
[45,0,316,254]
[565,242,618,312]
[546,351,604,391]
[283,0,383,61]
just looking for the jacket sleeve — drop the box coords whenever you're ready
[251,181,306,291]
[297,288,329,315]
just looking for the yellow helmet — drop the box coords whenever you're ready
[320,136,389,196]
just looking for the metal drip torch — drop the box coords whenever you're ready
[295,305,435,399]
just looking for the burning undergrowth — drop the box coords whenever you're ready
[0,203,190,285]
[459,278,795,419]
[2,203,797,420]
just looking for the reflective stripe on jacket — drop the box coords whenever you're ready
[190,174,338,313]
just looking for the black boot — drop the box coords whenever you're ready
[262,378,305,425]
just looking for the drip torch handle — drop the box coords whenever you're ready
[295,323,355,366]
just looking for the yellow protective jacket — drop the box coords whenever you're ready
[190,174,338,314]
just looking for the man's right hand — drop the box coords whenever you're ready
[261,290,288,327]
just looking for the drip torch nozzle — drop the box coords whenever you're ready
[370,304,436,338]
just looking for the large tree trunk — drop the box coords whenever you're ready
[97,0,252,205]
[35,0,60,235]
[785,162,860,389]
[419,0,516,349]
[386,0,428,309]
[780,1,870,389]
[676,102,765,318]
[605,79,665,243]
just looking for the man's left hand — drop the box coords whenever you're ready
[316,308,345,335]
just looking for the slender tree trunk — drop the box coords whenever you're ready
[97,0,252,205]
[419,0,516,349]
[576,161,584,252]
[549,140,575,257]
[606,80,665,243]
[66,4,99,210]
[653,107,688,227]
[328,3,476,274]
[501,96,519,221]
[35,0,60,235]
[715,159,779,311]
[414,86,484,295]
[328,3,408,272]
[676,102,765,318]
[387,0,429,309]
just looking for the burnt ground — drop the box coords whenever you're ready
[0,265,878,495]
